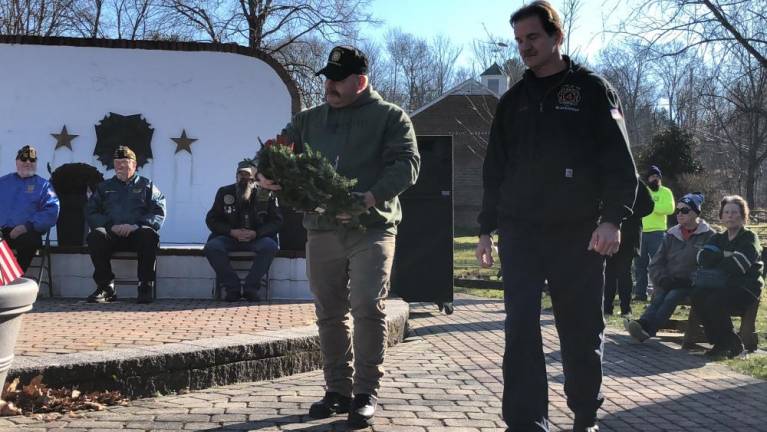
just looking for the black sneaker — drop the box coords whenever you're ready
[347,393,377,429]
[243,291,262,302]
[574,417,599,432]
[223,289,241,302]
[705,341,744,359]
[87,284,116,303]
[137,282,153,304]
[308,391,351,419]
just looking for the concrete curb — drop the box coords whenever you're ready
[7,299,409,398]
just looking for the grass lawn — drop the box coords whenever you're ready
[453,232,767,380]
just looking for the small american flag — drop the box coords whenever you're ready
[0,239,23,285]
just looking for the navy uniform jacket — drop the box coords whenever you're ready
[0,173,60,233]
[478,56,638,234]
[205,184,282,241]
[85,175,166,231]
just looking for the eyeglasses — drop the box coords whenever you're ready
[674,207,693,215]
[18,157,37,163]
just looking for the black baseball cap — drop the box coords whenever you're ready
[315,46,369,81]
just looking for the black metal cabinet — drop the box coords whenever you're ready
[391,136,454,313]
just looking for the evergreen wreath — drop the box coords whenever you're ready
[256,135,367,226]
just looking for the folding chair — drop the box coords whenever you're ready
[12,230,53,296]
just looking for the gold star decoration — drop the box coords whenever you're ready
[171,129,197,154]
[51,125,78,150]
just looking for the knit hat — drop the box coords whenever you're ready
[679,193,704,214]
[237,159,256,177]
[114,146,136,161]
[646,165,662,179]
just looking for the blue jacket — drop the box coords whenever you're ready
[0,173,60,233]
[85,175,166,231]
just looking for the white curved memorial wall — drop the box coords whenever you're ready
[0,40,296,245]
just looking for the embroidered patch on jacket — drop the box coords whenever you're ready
[223,194,235,205]
[555,85,581,112]
[26,184,35,193]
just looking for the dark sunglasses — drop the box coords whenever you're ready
[18,156,37,162]
[674,207,693,215]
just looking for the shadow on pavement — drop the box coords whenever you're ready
[29,297,313,313]
[207,415,351,431]
[603,335,709,378]
[599,381,767,432]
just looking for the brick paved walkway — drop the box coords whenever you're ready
[16,299,317,358]
[4,296,767,431]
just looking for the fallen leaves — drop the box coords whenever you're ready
[1,375,127,417]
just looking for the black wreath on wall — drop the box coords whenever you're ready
[94,112,154,169]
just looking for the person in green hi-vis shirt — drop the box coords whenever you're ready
[633,165,675,300]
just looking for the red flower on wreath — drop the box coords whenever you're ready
[263,134,295,153]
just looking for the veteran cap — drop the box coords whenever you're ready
[237,159,257,177]
[16,145,37,161]
[315,46,368,81]
[114,146,137,161]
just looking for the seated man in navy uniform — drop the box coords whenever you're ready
[85,146,166,304]
[204,160,282,302]
[0,145,60,271]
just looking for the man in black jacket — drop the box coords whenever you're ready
[204,160,283,301]
[604,180,654,316]
[475,2,638,432]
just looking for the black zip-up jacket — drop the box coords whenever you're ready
[620,180,654,258]
[478,58,638,234]
[205,184,283,241]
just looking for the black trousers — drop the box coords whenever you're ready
[604,250,634,315]
[692,287,756,347]
[499,221,605,432]
[2,227,42,272]
[87,227,159,285]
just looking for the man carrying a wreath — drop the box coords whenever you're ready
[258,45,420,429]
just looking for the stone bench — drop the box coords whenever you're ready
[39,244,310,300]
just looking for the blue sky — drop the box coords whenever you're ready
[363,0,627,67]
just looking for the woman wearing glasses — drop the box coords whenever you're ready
[693,195,764,358]
[624,193,714,342]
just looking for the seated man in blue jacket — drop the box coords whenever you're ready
[85,146,166,304]
[204,160,282,302]
[0,145,60,271]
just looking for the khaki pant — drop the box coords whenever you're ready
[306,228,396,396]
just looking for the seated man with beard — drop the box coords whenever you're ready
[204,160,283,302]
[0,145,60,271]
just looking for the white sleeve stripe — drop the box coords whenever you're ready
[730,255,747,274]
[733,251,752,267]
[696,249,703,264]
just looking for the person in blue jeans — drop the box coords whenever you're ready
[204,160,283,301]
[633,165,675,300]
[625,193,714,341]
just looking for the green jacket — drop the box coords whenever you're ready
[642,185,674,232]
[283,86,420,232]
[697,227,764,298]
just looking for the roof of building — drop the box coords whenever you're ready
[480,63,505,76]
[410,79,499,118]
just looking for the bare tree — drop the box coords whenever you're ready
[67,0,106,37]
[0,0,74,36]
[597,41,657,147]
[385,28,433,112]
[699,49,767,206]
[618,0,767,68]
[431,34,462,96]
[559,0,583,58]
